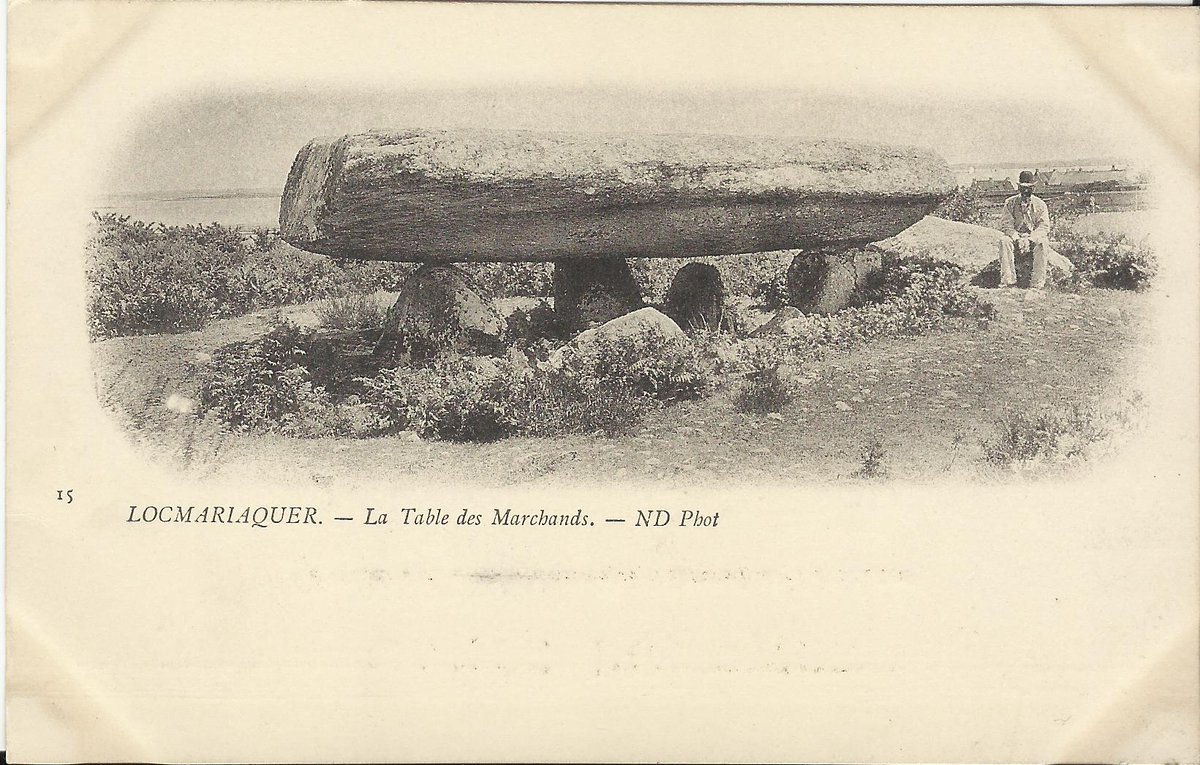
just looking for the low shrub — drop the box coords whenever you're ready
[853,255,977,315]
[197,319,704,442]
[506,366,652,438]
[979,393,1146,477]
[410,361,518,443]
[562,329,712,401]
[933,187,988,226]
[86,213,410,340]
[733,364,792,414]
[776,256,992,353]
[197,323,329,433]
[851,440,890,480]
[249,227,279,252]
[691,256,993,377]
[1053,230,1157,291]
[314,292,389,330]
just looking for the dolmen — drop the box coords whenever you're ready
[279,128,956,337]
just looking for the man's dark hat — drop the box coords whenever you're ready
[1018,170,1035,187]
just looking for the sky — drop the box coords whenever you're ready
[104,86,1144,195]
[91,4,1172,195]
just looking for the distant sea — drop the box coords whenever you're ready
[89,188,283,229]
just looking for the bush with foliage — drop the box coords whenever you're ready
[750,270,790,310]
[979,393,1145,477]
[691,256,994,376]
[851,440,890,480]
[355,355,651,442]
[560,329,712,401]
[1053,230,1157,291]
[197,323,329,433]
[504,302,567,347]
[933,187,988,226]
[776,256,991,351]
[358,331,704,441]
[314,292,389,330]
[733,364,792,414]
[86,213,409,340]
[508,368,652,438]
[196,317,710,442]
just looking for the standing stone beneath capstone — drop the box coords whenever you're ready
[552,257,645,331]
[786,247,882,315]
[663,262,726,331]
[379,264,504,353]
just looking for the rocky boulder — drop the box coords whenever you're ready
[280,129,956,262]
[662,263,726,331]
[379,265,503,353]
[547,307,686,368]
[868,215,1007,276]
[786,248,882,315]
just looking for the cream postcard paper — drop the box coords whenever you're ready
[6,2,1199,762]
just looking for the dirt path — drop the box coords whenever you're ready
[91,287,1150,488]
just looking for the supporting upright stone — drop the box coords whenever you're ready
[663,262,726,331]
[552,257,644,331]
[786,247,882,315]
[380,264,504,354]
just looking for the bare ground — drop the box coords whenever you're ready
[91,285,1150,489]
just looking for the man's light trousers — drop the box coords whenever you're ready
[999,236,1048,289]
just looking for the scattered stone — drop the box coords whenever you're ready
[663,262,726,331]
[787,247,882,315]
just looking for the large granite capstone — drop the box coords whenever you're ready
[279,128,956,262]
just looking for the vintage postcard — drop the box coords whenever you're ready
[6,1,1199,761]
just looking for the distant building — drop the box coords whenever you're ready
[1032,169,1057,190]
[970,178,1015,196]
[1053,168,1135,189]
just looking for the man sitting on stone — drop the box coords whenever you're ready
[998,170,1051,289]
